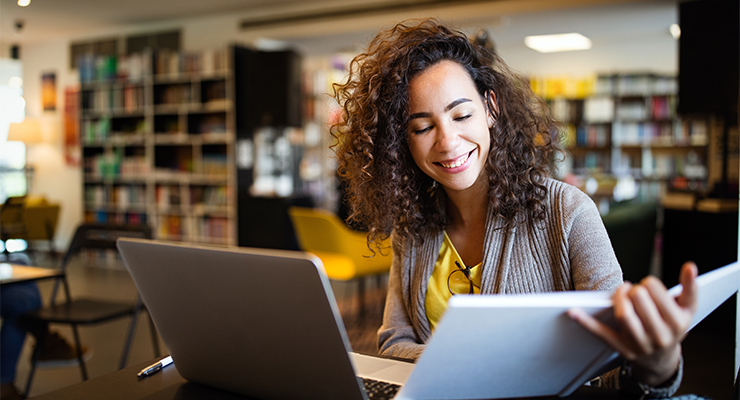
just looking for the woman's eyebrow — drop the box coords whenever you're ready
[445,98,472,111]
[408,98,473,121]
[409,112,431,120]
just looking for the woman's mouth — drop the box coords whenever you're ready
[437,150,474,169]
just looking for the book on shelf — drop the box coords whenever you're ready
[113,185,146,209]
[201,216,229,241]
[616,74,653,96]
[200,48,228,75]
[576,125,609,148]
[78,54,117,83]
[202,154,228,176]
[195,114,227,134]
[156,185,182,210]
[583,96,614,123]
[650,95,676,120]
[157,215,183,239]
[120,156,148,177]
[116,52,152,81]
[126,212,147,225]
[680,119,709,146]
[156,83,192,105]
[80,52,155,83]
[85,185,107,206]
[82,118,110,142]
[615,100,648,121]
[154,48,229,77]
[203,186,228,207]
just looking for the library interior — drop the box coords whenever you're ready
[0,0,738,399]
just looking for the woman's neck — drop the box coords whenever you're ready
[444,174,489,228]
[442,177,489,266]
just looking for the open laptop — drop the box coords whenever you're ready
[117,238,413,400]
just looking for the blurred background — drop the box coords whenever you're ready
[0,0,737,398]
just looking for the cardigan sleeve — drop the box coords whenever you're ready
[377,235,425,360]
[561,184,623,292]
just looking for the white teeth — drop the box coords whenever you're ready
[440,153,470,168]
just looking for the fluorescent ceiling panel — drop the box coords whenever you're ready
[524,33,592,53]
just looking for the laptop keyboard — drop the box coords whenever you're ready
[363,378,401,400]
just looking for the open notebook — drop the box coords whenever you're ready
[397,261,740,399]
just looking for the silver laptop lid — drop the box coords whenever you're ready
[117,238,366,400]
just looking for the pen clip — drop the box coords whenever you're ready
[137,356,173,378]
[137,362,162,378]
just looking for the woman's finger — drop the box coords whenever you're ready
[677,262,699,313]
[614,283,657,355]
[629,281,675,349]
[641,276,692,337]
[567,307,632,356]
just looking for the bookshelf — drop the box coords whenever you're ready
[296,55,350,212]
[79,46,236,245]
[538,73,709,202]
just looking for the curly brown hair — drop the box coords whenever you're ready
[332,19,561,250]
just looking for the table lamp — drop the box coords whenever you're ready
[7,118,43,194]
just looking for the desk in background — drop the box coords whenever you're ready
[0,263,63,286]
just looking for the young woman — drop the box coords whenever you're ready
[332,19,697,397]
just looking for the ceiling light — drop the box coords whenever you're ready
[670,24,681,39]
[524,33,592,53]
[17,0,30,7]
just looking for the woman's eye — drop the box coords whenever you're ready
[454,114,472,121]
[413,126,432,134]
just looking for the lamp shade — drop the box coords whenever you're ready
[8,119,43,144]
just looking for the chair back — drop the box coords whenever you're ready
[601,201,658,283]
[22,203,60,240]
[0,196,28,239]
[1,196,61,241]
[288,207,391,278]
[61,223,153,267]
[52,223,152,303]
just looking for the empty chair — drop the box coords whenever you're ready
[0,196,60,262]
[601,200,658,283]
[288,206,392,315]
[22,223,160,394]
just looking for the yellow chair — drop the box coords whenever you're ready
[1,195,60,259]
[288,206,392,315]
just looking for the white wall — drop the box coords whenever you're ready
[20,39,81,251]
[14,0,679,248]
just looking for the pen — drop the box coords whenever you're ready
[137,356,173,378]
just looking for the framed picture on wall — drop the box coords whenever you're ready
[42,72,56,111]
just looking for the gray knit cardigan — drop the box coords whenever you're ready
[377,178,681,397]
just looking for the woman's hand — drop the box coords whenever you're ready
[569,262,698,387]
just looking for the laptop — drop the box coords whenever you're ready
[117,238,413,400]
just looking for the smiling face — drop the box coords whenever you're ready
[406,60,492,196]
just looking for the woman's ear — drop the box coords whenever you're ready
[486,91,498,128]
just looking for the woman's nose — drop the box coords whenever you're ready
[435,121,461,151]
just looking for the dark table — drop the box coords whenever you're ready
[0,263,63,286]
[30,358,638,400]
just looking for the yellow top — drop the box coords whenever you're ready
[424,231,482,331]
